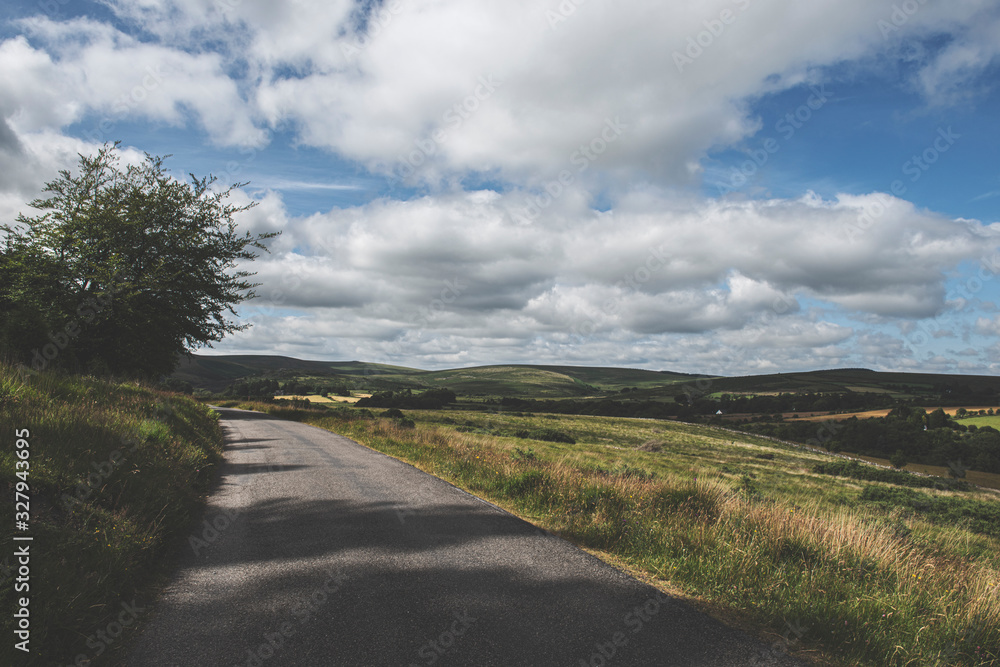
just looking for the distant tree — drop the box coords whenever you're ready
[926,408,949,430]
[947,459,969,480]
[1,143,277,378]
[890,450,908,469]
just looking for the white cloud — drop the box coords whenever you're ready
[975,316,1000,337]
[5,0,989,184]
[210,188,998,370]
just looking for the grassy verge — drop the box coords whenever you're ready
[0,364,224,665]
[217,400,1000,666]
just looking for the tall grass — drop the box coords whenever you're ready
[0,363,224,665]
[312,413,999,667]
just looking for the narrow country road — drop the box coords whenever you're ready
[125,408,804,666]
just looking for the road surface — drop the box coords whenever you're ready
[126,408,803,666]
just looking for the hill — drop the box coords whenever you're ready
[175,355,708,397]
[174,354,1000,405]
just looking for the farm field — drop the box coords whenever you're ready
[961,415,1000,429]
[853,454,1000,492]
[277,393,369,404]
[788,406,999,422]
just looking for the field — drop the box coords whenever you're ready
[789,407,1000,422]
[962,415,1000,429]
[217,399,1000,666]
[278,393,367,404]
[853,455,1000,493]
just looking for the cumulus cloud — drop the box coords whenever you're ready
[3,0,995,184]
[975,316,1000,337]
[213,188,997,370]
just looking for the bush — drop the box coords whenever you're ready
[512,446,537,462]
[812,460,968,491]
[531,428,576,444]
[890,449,908,469]
[859,485,1000,538]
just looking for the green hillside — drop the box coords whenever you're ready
[173,355,422,391]
[705,368,1000,397]
[174,355,1000,404]
[407,365,595,397]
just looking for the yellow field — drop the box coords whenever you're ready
[852,454,1000,493]
[275,393,371,404]
[788,406,998,422]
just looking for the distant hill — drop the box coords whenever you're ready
[705,368,1000,397]
[172,355,422,392]
[173,354,999,402]
[174,354,708,396]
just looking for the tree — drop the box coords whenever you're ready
[890,449,908,469]
[926,408,949,430]
[1,144,278,378]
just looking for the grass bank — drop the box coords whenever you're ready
[217,400,1000,666]
[0,363,224,665]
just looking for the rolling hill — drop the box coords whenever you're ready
[173,354,1000,403]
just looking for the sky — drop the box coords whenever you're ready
[1,0,999,376]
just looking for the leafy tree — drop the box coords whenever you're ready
[890,449,908,469]
[1,144,277,378]
[926,407,949,430]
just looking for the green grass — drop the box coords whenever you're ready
[226,402,1000,667]
[963,415,1000,429]
[859,486,1000,538]
[0,364,224,665]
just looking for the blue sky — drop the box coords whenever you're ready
[1,0,998,374]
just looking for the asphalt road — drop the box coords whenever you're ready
[126,408,804,666]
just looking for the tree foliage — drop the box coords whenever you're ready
[1,144,277,378]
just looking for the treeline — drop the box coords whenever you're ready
[496,396,687,419]
[734,407,1000,473]
[357,388,457,410]
[493,391,943,421]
